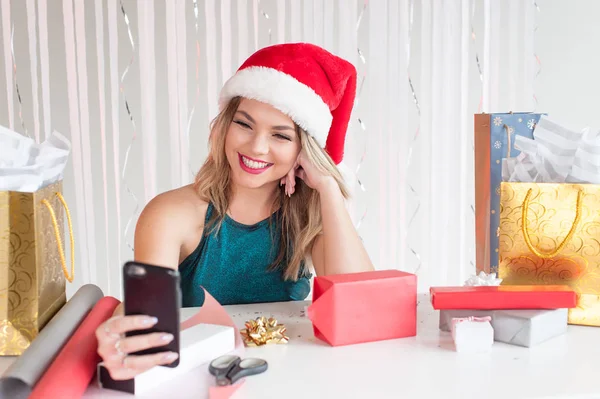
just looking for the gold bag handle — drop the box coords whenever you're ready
[521,188,583,259]
[41,192,75,283]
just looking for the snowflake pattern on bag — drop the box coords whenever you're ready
[486,112,545,273]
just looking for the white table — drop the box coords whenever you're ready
[2,294,599,399]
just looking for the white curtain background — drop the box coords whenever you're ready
[0,0,562,299]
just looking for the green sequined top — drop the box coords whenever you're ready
[178,203,311,306]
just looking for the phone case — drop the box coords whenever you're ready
[123,261,181,367]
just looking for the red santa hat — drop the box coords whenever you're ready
[219,43,357,166]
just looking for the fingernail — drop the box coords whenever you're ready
[163,352,179,361]
[143,317,158,325]
[161,334,174,342]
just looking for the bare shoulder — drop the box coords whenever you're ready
[134,184,209,267]
[139,185,207,227]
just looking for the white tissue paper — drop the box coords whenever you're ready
[502,115,600,184]
[464,271,502,287]
[451,316,494,353]
[0,125,71,192]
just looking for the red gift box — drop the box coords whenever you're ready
[307,270,416,346]
[430,285,577,310]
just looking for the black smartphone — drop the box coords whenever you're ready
[123,261,181,368]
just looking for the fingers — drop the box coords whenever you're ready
[104,315,158,336]
[96,315,166,380]
[97,329,179,380]
[108,351,179,381]
[286,169,296,196]
[281,157,304,197]
[283,165,296,197]
[96,317,123,362]
[106,366,139,381]
[106,351,179,380]
[124,351,179,370]
[117,332,174,355]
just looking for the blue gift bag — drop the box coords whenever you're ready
[474,112,544,274]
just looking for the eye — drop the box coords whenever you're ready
[234,120,251,129]
[274,133,292,141]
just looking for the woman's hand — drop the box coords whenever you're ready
[95,314,179,380]
[280,150,335,196]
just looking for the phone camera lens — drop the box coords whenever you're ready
[127,265,147,277]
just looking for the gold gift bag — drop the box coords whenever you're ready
[0,181,75,355]
[498,182,600,326]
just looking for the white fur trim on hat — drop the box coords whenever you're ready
[219,66,332,148]
[336,160,355,192]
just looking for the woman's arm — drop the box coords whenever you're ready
[96,189,201,381]
[106,191,189,318]
[134,185,207,268]
[311,177,375,276]
[133,194,186,269]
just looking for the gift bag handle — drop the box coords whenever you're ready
[521,188,583,259]
[41,193,75,283]
[504,124,512,159]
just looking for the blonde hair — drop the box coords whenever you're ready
[194,97,349,280]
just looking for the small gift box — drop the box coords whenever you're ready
[430,285,577,310]
[492,308,568,347]
[307,270,416,346]
[451,317,493,353]
[439,309,494,332]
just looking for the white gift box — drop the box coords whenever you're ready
[98,322,235,395]
[439,310,494,332]
[492,308,568,347]
[440,308,568,348]
[451,317,494,353]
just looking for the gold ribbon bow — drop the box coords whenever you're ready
[240,317,289,347]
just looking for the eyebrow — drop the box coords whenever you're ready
[236,110,295,131]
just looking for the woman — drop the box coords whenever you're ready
[96,43,374,380]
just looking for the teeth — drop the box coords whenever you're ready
[242,156,269,169]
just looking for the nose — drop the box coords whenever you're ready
[250,133,269,155]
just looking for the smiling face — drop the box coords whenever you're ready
[224,98,301,190]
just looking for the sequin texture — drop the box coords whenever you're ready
[179,203,311,306]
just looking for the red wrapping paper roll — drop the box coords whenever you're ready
[29,296,120,399]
